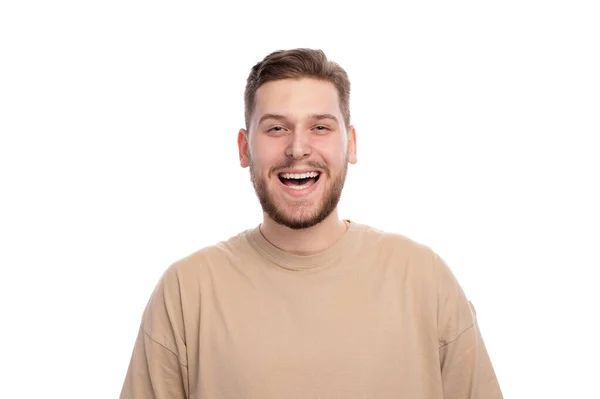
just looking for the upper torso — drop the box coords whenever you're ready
[159,222,461,398]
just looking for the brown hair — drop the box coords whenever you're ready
[244,48,351,131]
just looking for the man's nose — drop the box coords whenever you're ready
[286,131,312,159]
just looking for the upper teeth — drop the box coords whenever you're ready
[280,172,320,179]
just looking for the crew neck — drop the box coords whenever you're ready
[248,220,360,271]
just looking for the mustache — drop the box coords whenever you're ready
[270,160,330,176]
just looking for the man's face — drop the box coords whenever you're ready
[238,78,357,230]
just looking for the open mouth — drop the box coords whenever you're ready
[278,171,321,191]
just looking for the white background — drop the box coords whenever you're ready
[1,1,599,398]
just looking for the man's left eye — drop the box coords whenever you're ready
[315,126,329,131]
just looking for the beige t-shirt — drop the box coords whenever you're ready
[120,221,503,398]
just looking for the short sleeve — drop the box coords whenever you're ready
[120,266,189,398]
[120,328,189,398]
[434,254,503,398]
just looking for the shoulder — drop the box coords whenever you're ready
[353,222,474,340]
[140,228,252,334]
[350,221,462,290]
[144,228,253,311]
[350,221,439,265]
[163,228,251,280]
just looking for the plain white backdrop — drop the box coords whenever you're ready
[1,1,598,398]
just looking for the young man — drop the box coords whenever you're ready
[120,49,503,398]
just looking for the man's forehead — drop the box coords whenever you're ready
[254,78,342,120]
[256,78,338,97]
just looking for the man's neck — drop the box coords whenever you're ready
[259,211,348,256]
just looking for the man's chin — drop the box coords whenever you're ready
[267,207,326,230]
[277,216,324,230]
[272,219,322,230]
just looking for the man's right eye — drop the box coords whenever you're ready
[268,126,284,132]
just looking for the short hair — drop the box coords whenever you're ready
[244,48,351,131]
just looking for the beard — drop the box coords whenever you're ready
[248,155,348,230]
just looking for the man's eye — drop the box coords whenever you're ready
[268,126,284,132]
[314,126,330,131]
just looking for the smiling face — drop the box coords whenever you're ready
[238,78,357,230]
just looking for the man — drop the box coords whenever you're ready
[120,48,503,398]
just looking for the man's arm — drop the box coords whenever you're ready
[438,301,503,398]
[120,327,188,398]
[120,266,189,399]
[434,254,503,399]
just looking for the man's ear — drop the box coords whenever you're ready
[347,125,357,164]
[238,129,249,168]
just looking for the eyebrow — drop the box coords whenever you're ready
[257,113,340,125]
[258,113,290,125]
[309,113,339,124]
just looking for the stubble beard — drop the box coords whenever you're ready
[248,155,348,230]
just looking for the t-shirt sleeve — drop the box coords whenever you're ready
[120,266,189,399]
[120,328,189,398]
[434,253,503,399]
